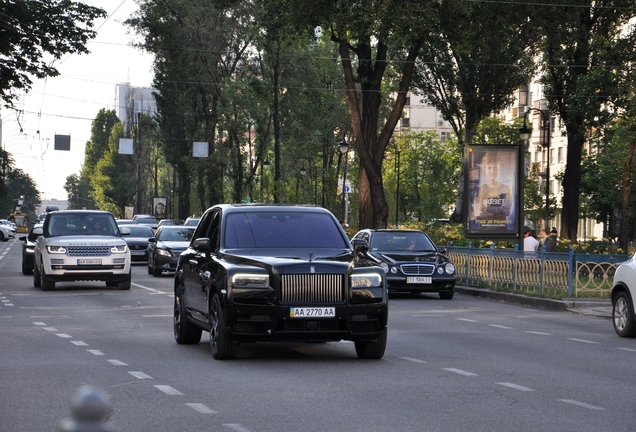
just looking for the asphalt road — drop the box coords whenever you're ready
[1,237,635,432]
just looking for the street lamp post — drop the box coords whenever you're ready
[395,147,401,226]
[322,126,344,208]
[519,107,551,229]
[338,139,350,223]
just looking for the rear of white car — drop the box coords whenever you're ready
[33,211,131,291]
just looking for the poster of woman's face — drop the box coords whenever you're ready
[465,145,520,237]
[153,198,167,219]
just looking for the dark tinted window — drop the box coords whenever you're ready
[47,213,118,237]
[370,232,435,252]
[137,217,157,225]
[224,212,347,249]
[157,227,195,241]
[126,226,155,237]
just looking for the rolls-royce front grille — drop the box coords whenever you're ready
[281,274,345,304]
[401,264,434,276]
[67,246,110,257]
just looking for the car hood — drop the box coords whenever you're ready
[158,240,190,250]
[222,248,358,270]
[371,251,442,264]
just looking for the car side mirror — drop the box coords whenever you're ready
[19,236,26,242]
[439,247,448,255]
[33,227,43,236]
[351,239,369,254]
[193,238,211,257]
[148,238,156,243]
[120,227,131,236]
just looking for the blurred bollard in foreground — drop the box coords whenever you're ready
[58,385,114,432]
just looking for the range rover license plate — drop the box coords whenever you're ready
[78,259,101,265]
[290,307,335,318]
[407,277,431,284]
[130,251,145,255]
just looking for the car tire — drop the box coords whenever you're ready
[173,282,202,344]
[22,260,32,275]
[147,262,153,274]
[613,291,636,337]
[40,266,55,291]
[0,231,4,242]
[209,294,239,360]
[116,271,132,290]
[33,263,41,287]
[439,291,454,300]
[152,263,162,277]
[354,331,387,359]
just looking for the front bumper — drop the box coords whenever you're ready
[42,255,131,282]
[223,303,388,343]
[386,275,455,293]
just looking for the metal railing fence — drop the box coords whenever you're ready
[447,244,629,298]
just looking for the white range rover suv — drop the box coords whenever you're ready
[612,253,636,337]
[32,210,131,291]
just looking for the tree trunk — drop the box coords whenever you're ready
[560,126,585,242]
[620,138,636,252]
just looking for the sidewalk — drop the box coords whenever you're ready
[455,286,612,319]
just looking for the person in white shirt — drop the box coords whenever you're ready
[523,228,539,253]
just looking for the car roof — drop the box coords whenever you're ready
[211,203,329,214]
[50,210,112,215]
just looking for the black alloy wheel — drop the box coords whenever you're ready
[173,282,202,344]
[209,294,239,360]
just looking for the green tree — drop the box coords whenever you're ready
[538,0,636,241]
[411,0,539,224]
[0,1,105,106]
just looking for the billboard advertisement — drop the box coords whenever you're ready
[153,198,167,219]
[465,145,523,239]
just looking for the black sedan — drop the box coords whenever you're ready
[352,229,456,299]
[147,226,195,276]
[121,225,155,262]
[19,225,41,275]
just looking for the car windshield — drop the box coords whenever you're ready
[137,217,157,224]
[224,211,348,249]
[126,226,155,237]
[370,232,436,252]
[47,214,118,236]
[158,227,195,241]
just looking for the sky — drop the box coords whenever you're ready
[0,0,155,201]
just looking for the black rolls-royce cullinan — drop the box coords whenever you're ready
[174,204,388,360]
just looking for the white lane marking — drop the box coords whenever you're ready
[56,334,72,338]
[567,338,598,344]
[400,357,428,363]
[456,318,479,323]
[43,327,58,332]
[128,371,153,379]
[33,322,47,326]
[413,314,446,317]
[2,299,10,302]
[71,341,89,346]
[489,324,513,329]
[3,303,13,306]
[443,368,478,376]
[224,425,252,432]
[526,331,552,336]
[618,347,636,352]
[131,282,162,293]
[495,382,536,392]
[87,350,104,356]
[154,385,183,395]
[107,359,128,366]
[186,403,217,414]
[558,399,606,410]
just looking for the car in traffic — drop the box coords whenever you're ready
[122,224,155,262]
[19,224,41,275]
[174,204,388,360]
[183,216,200,226]
[116,219,137,226]
[147,225,195,276]
[351,229,456,299]
[133,214,158,230]
[0,221,15,241]
[32,210,132,291]
[612,254,636,337]
[157,219,184,227]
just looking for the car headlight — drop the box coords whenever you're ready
[46,245,67,254]
[379,262,389,272]
[390,266,398,274]
[157,249,172,257]
[445,263,455,274]
[231,273,269,288]
[110,245,128,253]
[351,273,383,288]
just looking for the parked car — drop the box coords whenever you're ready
[0,223,14,241]
[19,224,41,275]
[122,225,155,262]
[351,229,456,299]
[174,204,387,360]
[147,225,195,276]
[133,214,158,230]
[157,219,184,227]
[612,254,636,337]
[184,217,200,226]
[0,219,17,231]
[32,210,132,291]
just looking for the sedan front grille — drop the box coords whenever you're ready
[67,246,110,257]
[280,274,344,304]
[401,264,434,276]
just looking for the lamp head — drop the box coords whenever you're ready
[518,123,532,141]
[337,139,349,154]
